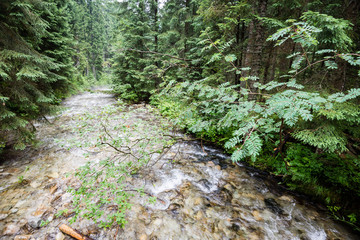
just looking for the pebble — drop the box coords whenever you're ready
[0,213,9,220]
[223,184,233,192]
[50,184,58,194]
[48,172,59,179]
[30,181,41,188]
[14,200,27,209]
[252,210,263,221]
[279,195,293,202]
[139,233,147,240]
[0,172,12,177]
[11,208,19,213]
[193,197,203,205]
[28,216,43,229]
[33,204,50,216]
[207,161,215,167]
[195,211,204,220]
[55,232,65,240]
[3,223,20,235]
[14,235,32,240]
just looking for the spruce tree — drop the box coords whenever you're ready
[0,0,73,149]
[112,0,157,101]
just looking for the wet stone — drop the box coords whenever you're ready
[11,208,19,213]
[0,90,359,240]
[14,235,32,240]
[195,210,205,220]
[264,198,284,215]
[0,213,9,220]
[30,181,42,189]
[47,172,59,179]
[207,161,215,167]
[50,184,58,194]
[3,223,20,235]
[28,216,43,229]
[197,179,213,191]
[223,184,233,192]
[55,232,65,240]
[139,233,148,240]
[252,210,263,221]
[279,195,293,202]
[193,197,203,206]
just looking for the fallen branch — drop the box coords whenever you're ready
[59,224,93,240]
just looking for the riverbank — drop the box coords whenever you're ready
[0,88,358,239]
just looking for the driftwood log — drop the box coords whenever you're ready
[59,224,94,240]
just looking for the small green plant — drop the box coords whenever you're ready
[40,219,50,227]
[148,196,157,205]
[17,175,24,184]
[55,208,69,218]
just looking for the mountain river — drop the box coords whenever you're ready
[0,87,358,240]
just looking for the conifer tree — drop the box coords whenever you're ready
[112,0,159,101]
[69,0,109,81]
[0,0,74,149]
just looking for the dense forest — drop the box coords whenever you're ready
[1,0,360,233]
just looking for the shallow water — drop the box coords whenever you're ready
[0,87,358,239]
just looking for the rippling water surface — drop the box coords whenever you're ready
[0,87,358,239]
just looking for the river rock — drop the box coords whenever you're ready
[30,181,41,188]
[33,204,51,216]
[264,198,284,215]
[14,199,27,209]
[138,233,147,240]
[28,216,43,229]
[3,223,20,235]
[55,232,65,240]
[194,210,204,220]
[47,172,59,179]
[14,235,32,240]
[11,208,19,213]
[252,210,263,221]
[279,195,293,202]
[218,219,235,239]
[193,197,203,205]
[207,161,215,167]
[248,232,261,240]
[223,183,233,192]
[50,184,58,194]
[0,213,9,220]
[83,224,99,235]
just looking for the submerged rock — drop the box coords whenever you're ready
[264,198,284,215]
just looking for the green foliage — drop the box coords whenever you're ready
[63,104,174,229]
[0,0,75,149]
[40,219,50,227]
[68,0,113,81]
[301,11,353,51]
[151,11,360,229]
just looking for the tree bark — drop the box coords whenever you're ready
[243,0,268,98]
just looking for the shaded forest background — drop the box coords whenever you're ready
[1,0,360,231]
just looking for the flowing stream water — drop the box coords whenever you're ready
[0,87,358,240]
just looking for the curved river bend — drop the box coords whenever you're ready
[0,87,358,239]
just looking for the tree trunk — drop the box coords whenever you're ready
[184,0,191,56]
[243,0,268,98]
